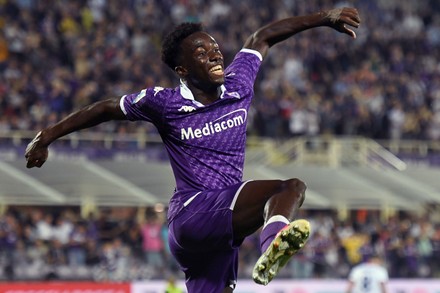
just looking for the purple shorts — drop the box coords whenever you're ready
[167,181,250,293]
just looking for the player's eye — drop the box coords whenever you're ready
[195,51,207,59]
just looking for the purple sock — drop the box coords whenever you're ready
[260,221,288,253]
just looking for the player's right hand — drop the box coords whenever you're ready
[25,131,49,168]
[324,7,361,38]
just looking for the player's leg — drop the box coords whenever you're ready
[232,179,310,285]
[232,179,306,239]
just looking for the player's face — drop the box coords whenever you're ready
[178,31,225,89]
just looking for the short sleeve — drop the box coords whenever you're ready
[120,87,167,123]
[223,49,262,97]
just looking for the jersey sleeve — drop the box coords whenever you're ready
[119,87,166,123]
[223,49,262,99]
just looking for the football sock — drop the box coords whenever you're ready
[260,215,289,253]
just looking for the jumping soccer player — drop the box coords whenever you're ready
[25,7,360,293]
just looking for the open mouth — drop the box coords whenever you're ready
[209,65,224,76]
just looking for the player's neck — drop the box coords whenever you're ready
[180,78,222,105]
[191,85,221,105]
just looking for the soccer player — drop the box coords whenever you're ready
[25,7,360,293]
[347,255,389,293]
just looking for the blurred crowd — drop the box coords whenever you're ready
[0,205,439,281]
[2,0,440,283]
[1,0,440,141]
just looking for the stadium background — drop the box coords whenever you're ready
[0,0,440,292]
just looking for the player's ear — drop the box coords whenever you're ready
[175,65,188,78]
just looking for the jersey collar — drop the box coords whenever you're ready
[180,79,227,107]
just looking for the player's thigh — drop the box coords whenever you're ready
[232,179,284,237]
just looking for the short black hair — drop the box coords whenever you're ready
[161,22,204,70]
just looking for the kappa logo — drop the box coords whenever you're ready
[153,86,164,96]
[178,105,196,113]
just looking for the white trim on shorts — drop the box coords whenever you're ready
[229,180,253,210]
[183,191,201,207]
[181,180,253,210]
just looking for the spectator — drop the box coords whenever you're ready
[66,223,88,266]
[85,239,100,267]
[34,213,54,242]
[141,213,165,274]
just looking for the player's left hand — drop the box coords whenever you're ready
[25,131,49,168]
[324,7,361,38]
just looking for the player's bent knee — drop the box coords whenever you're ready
[284,178,306,200]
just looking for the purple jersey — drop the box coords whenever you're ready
[120,49,262,195]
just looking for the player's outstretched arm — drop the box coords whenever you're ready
[25,98,125,168]
[243,7,360,59]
